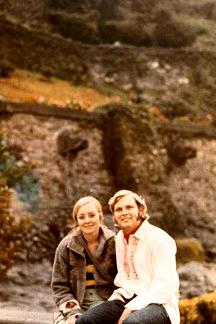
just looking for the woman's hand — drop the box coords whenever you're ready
[117,308,133,324]
[66,313,81,324]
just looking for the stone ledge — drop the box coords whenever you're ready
[0,310,52,324]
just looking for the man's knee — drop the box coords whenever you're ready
[123,304,171,324]
[76,314,89,324]
[122,316,137,324]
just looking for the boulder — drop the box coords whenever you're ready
[178,261,216,298]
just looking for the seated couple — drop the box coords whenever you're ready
[51,190,180,324]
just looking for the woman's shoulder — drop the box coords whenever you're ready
[101,225,116,241]
[56,231,76,250]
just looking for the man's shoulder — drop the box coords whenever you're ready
[144,221,175,245]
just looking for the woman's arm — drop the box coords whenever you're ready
[51,241,80,309]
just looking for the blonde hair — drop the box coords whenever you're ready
[72,196,104,225]
[108,189,149,220]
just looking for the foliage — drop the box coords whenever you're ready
[0,133,30,186]
[99,20,153,46]
[180,292,216,323]
[0,59,15,78]
[0,183,30,279]
[0,131,39,211]
[176,238,205,264]
[48,11,99,44]
[48,0,88,13]
[99,0,119,21]
[15,173,40,212]
[153,10,203,47]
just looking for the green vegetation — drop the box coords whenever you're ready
[48,11,99,44]
[0,183,30,279]
[0,59,15,78]
[99,20,153,46]
[176,238,205,264]
[0,131,39,211]
[153,10,205,47]
[180,292,216,323]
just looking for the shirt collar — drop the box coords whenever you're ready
[117,220,149,242]
[132,219,149,241]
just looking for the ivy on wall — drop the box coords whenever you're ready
[0,183,30,278]
[0,131,39,211]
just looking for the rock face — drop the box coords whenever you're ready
[1,102,216,266]
[167,138,216,260]
[178,262,216,299]
[0,260,55,312]
[0,109,114,261]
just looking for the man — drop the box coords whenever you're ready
[76,189,180,324]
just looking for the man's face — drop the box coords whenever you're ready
[113,195,141,234]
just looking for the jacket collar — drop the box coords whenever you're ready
[67,226,115,257]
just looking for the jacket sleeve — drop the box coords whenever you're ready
[126,237,179,310]
[51,241,80,308]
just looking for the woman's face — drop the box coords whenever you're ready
[76,202,101,236]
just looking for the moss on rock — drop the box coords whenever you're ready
[101,103,165,190]
[176,238,206,264]
[101,104,185,236]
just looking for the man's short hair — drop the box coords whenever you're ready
[108,189,149,220]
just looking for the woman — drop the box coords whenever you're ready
[51,196,117,324]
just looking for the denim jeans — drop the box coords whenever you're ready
[76,299,171,324]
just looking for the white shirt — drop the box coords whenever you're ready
[109,220,180,324]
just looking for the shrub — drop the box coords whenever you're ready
[0,183,30,279]
[99,0,118,21]
[0,133,32,187]
[0,59,15,78]
[99,20,153,46]
[48,11,99,44]
[48,0,89,13]
[198,2,216,21]
[0,131,39,211]
[153,10,203,47]
[176,238,205,264]
[180,292,216,323]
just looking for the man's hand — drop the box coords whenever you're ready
[117,308,133,324]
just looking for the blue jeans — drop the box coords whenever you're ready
[76,299,171,324]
